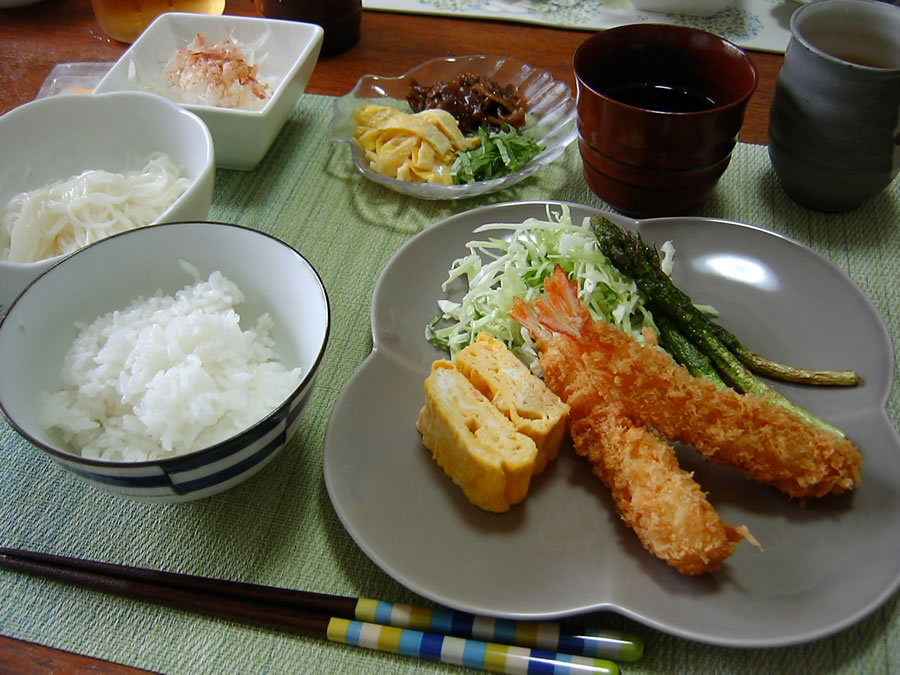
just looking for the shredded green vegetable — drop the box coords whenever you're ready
[426,205,676,369]
[451,125,544,184]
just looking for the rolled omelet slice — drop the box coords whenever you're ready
[417,360,538,513]
[454,333,569,474]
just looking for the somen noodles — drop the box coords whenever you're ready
[1,153,190,263]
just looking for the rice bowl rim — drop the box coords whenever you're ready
[0,220,331,469]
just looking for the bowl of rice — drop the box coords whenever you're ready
[0,221,330,503]
[94,13,324,171]
[0,90,215,308]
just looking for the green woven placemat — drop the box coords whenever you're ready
[1,93,898,674]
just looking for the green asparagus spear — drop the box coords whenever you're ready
[709,322,860,386]
[655,314,727,388]
[590,215,852,438]
[590,214,859,385]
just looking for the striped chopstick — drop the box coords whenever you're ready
[0,548,638,673]
[353,600,642,663]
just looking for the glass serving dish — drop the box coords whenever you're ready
[325,55,577,200]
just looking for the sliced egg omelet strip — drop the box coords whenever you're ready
[353,105,480,185]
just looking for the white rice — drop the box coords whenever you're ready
[40,271,303,462]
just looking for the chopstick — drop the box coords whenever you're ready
[0,549,642,674]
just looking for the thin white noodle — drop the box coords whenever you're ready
[1,153,191,263]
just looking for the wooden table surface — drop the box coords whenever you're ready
[0,1,783,671]
[0,0,782,143]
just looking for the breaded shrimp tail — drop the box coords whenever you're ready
[515,266,862,500]
[512,267,755,575]
[571,407,751,575]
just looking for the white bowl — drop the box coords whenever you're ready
[95,13,324,171]
[0,222,330,503]
[326,55,578,200]
[0,91,214,308]
[631,0,733,16]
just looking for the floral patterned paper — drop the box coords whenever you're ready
[363,0,798,53]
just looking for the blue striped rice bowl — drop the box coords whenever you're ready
[0,222,330,503]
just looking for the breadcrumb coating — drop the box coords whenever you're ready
[514,266,861,499]
[571,405,751,575]
[511,265,861,573]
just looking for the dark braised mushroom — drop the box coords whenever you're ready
[407,73,526,135]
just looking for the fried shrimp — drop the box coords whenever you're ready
[512,266,862,501]
[571,406,752,575]
[512,266,755,574]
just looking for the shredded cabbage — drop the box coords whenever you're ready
[426,204,675,370]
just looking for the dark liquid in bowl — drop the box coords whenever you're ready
[604,82,717,112]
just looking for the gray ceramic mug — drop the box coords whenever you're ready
[768,0,900,212]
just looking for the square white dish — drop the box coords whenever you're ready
[95,13,324,171]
